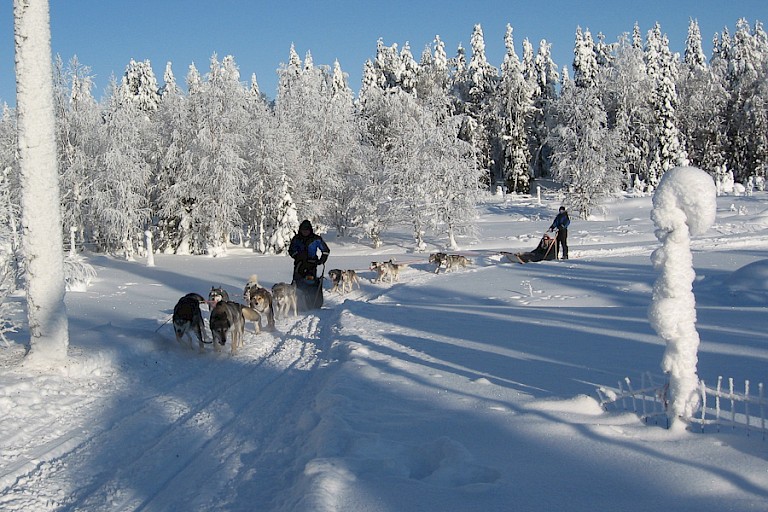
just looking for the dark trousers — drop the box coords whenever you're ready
[556,228,568,259]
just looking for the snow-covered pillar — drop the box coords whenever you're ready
[648,166,716,429]
[69,226,77,258]
[536,186,541,205]
[14,0,69,362]
[145,230,155,267]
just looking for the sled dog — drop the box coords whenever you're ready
[243,275,276,331]
[370,259,406,283]
[208,286,230,309]
[172,293,208,352]
[329,269,361,294]
[240,305,263,333]
[209,300,245,354]
[429,253,470,273]
[272,282,298,318]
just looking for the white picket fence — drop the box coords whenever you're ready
[596,372,768,439]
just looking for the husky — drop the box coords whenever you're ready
[240,305,263,333]
[272,282,298,318]
[172,293,208,352]
[209,300,245,354]
[243,275,276,331]
[429,252,470,273]
[208,286,230,309]
[328,269,361,294]
[370,259,406,284]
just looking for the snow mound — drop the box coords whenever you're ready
[524,394,604,416]
[726,259,768,295]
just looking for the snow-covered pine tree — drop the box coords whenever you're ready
[275,46,332,220]
[267,174,299,254]
[645,23,689,187]
[415,36,452,122]
[399,42,419,95]
[573,27,599,89]
[184,54,249,256]
[459,24,499,187]
[529,39,560,178]
[724,19,768,182]
[603,33,654,190]
[153,61,200,254]
[120,59,160,112]
[91,78,153,259]
[14,0,69,361]
[677,19,730,176]
[321,60,369,237]
[496,24,533,193]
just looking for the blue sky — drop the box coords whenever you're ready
[1,1,765,105]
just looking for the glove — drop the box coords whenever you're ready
[318,254,328,264]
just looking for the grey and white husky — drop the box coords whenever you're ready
[209,300,245,354]
[370,259,406,283]
[271,282,298,318]
[172,292,208,352]
[429,253,470,273]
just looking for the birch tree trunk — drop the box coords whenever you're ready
[14,0,69,362]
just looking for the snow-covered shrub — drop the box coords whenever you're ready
[64,254,97,292]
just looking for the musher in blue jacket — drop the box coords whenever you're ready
[548,206,570,260]
[288,219,330,283]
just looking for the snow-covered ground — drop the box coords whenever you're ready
[1,190,768,511]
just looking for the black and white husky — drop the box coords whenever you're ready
[172,293,208,352]
[328,269,361,294]
[209,300,245,354]
[208,286,230,309]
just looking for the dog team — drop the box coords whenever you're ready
[172,274,297,355]
[172,251,470,353]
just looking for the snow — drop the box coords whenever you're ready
[649,167,717,423]
[1,191,768,511]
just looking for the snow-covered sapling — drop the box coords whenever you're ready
[648,166,716,428]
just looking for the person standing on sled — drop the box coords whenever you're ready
[549,206,570,260]
[289,219,330,284]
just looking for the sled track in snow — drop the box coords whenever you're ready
[0,314,332,511]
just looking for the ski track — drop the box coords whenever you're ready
[0,311,336,511]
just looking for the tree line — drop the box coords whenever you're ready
[0,18,765,259]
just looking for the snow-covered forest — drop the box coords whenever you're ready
[0,18,766,258]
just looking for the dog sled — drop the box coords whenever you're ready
[504,233,557,264]
[293,260,324,311]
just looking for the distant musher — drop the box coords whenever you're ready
[548,206,570,260]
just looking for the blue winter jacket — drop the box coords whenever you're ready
[550,211,571,231]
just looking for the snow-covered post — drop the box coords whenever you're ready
[69,226,77,258]
[648,166,716,429]
[14,0,69,361]
[536,186,541,205]
[145,230,155,267]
